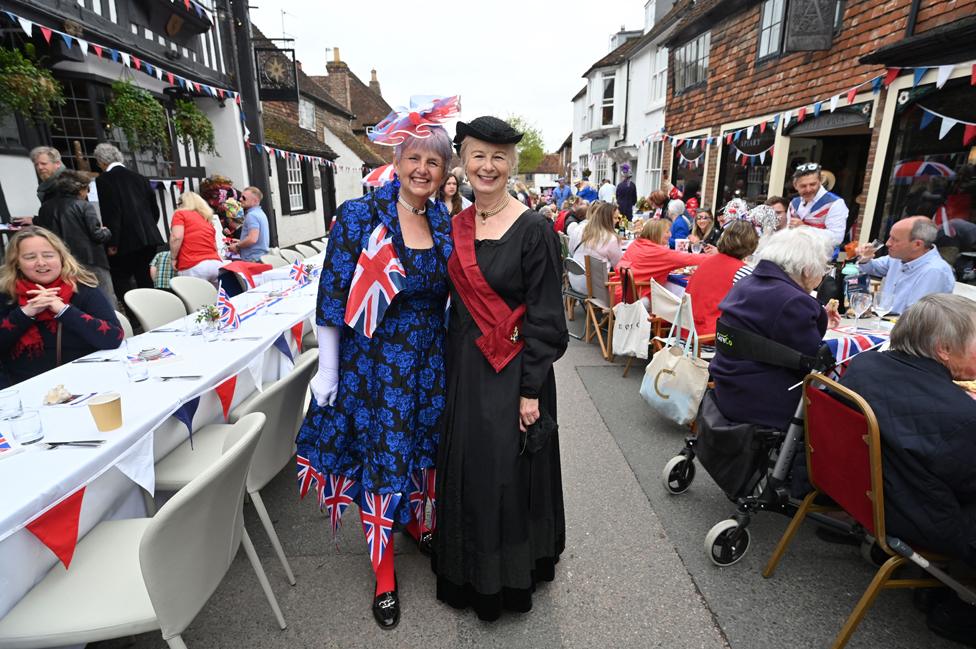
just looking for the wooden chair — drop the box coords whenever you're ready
[584,255,616,361]
[762,374,965,649]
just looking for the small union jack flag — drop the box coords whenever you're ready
[360,491,401,570]
[321,473,360,536]
[289,260,310,285]
[216,285,240,330]
[296,455,322,500]
[408,471,426,532]
[344,223,406,338]
[0,432,12,451]
[826,333,887,379]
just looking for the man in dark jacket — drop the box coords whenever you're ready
[36,170,115,305]
[615,163,638,218]
[839,293,976,643]
[92,143,163,307]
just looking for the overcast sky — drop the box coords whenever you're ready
[248,1,646,151]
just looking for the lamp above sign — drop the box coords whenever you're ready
[784,0,838,52]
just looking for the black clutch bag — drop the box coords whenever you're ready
[519,410,557,456]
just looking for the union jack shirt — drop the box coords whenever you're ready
[344,223,406,338]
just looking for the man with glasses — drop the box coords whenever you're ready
[787,162,848,247]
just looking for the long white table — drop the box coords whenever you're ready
[0,257,321,620]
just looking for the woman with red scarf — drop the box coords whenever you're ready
[0,227,123,386]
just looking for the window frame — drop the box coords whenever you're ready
[286,156,304,212]
[674,32,710,94]
[298,98,316,132]
[601,75,615,126]
[650,47,668,106]
[756,0,786,62]
[645,139,664,192]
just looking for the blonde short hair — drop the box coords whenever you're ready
[459,139,519,181]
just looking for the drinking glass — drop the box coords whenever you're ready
[124,357,149,382]
[691,241,704,254]
[0,388,22,420]
[9,409,43,445]
[849,291,873,332]
[872,292,893,328]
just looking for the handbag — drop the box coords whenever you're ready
[612,268,651,359]
[639,296,709,425]
[519,409,557,456]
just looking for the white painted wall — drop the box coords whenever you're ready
[199,100,249,187]
[270,163,326,248]
[626,42,667,197]
[571,94,591,181]
[1,155,46,218]
[321,127,366,206]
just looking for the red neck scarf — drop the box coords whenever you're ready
[12,277,74,359]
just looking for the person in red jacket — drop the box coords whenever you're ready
[617,218,712,303]
[685,220,759,336]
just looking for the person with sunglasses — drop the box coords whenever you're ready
[689,208,721,247]
[787,162,849,248]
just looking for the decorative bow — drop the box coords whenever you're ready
[369,95,461,146]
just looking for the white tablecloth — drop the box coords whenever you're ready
[0,256,322,619]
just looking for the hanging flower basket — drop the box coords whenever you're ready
[173,98,217,155]
[106,80,169,152]
[0,47,64,123]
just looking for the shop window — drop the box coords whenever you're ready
[601,76,615,126]
[674,32,710,93]
[874,79,976,255]
[716,126,776,207]
[670,136,708,199]
[757,0,785,60]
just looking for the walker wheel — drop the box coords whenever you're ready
[705,519,751,567]
[662,455,696,495]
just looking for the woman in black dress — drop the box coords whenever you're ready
[434,116,569,621]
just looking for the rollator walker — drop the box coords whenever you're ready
[661,319,853,567]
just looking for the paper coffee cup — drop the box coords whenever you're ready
[88,392,122,432]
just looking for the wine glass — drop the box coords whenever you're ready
[691,241,704,254]
[874,291,894,326]
[849,291,873,332]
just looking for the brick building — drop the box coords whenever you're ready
[661,0,975,244]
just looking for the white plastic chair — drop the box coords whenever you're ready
[123,288,188,332]
[953,281,976,302]
[0,413,283,649]
[115,310,134,339]
[584,255,615,361]
[293,243,317,259]
[155,351,317,586]
[277,249,302,264]
[260,254,288,269]
[309,240,326,253]
[169,277,218,313]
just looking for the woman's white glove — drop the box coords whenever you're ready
[310,325,340,407]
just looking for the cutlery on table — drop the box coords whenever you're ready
[158,375,204,381]
[150,328,184,333]
[73,358,119,364]
[227,336,262,341]
[43,440,106,449]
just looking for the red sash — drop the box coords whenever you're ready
[447,207,525,373]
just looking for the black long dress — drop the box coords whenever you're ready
[433,209,569,621]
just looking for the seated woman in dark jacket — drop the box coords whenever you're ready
[0,227,124,386]
[709,227,838,431]
[35,170,115,305]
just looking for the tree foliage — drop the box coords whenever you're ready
[506,116,545,174]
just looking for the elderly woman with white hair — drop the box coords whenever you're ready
[295,98,458,629]
[839,294,976,643]
[434,116,569,622]
[667,198,693,249]
[709,226,840,431]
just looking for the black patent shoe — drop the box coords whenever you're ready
[413,530,433,557]
[372,589,400,630]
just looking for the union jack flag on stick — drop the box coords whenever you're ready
[216,283,240,330]
[344,223,406,338]
[289,260,310,285]
[360,491,401,571]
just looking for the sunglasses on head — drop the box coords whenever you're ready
[795,162,821,173]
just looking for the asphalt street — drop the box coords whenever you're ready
[90,314,959,649]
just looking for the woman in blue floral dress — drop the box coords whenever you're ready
[296,98,458,629]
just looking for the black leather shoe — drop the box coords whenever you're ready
[413,530,433,557]
[372,589,400,630]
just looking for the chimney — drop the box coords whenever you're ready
[325,46,352,112]
[369,69,382,98]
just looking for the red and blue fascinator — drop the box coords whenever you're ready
[368,95,461,146]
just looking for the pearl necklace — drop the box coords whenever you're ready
[397,195,426,215]
[475,197,509,225]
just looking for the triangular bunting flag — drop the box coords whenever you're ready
[115,431,155,496]
[291,322,304,349]
[883,68,900,87]
[167,71,175,84]
[936,65,953,89]
[772,114,780,129]
[920,110,936,130]
[40,26,52,43]
[247,356,265,393]
[846,86,858,105]
[17,17,32,36]
[175,179,184,191]
[814,102,822,118]
[132,56,142,71]
[912,67,928,88]
[60,33,73,49]
[675,139,684,148]
[759,120,767,134]
[745,125,754,139]
[144,62,153,76]
[162,180,172,190]
[273,333,294,362]
[120,52,131,67]
[110,49,120,63]
[215,375,237,421]
[734,130,742,141]
[964,124,976,147]
[184,0,191,9]
[76,38,88,54]
[829,95,840,112]
[26,488,86,569]
[871,77,882,94]
[173,397,200,447]
[760,151,767,164]
[93,44,103,58]
[798,107,807,123]
[155,66,163,80]
[939,116,958,140]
